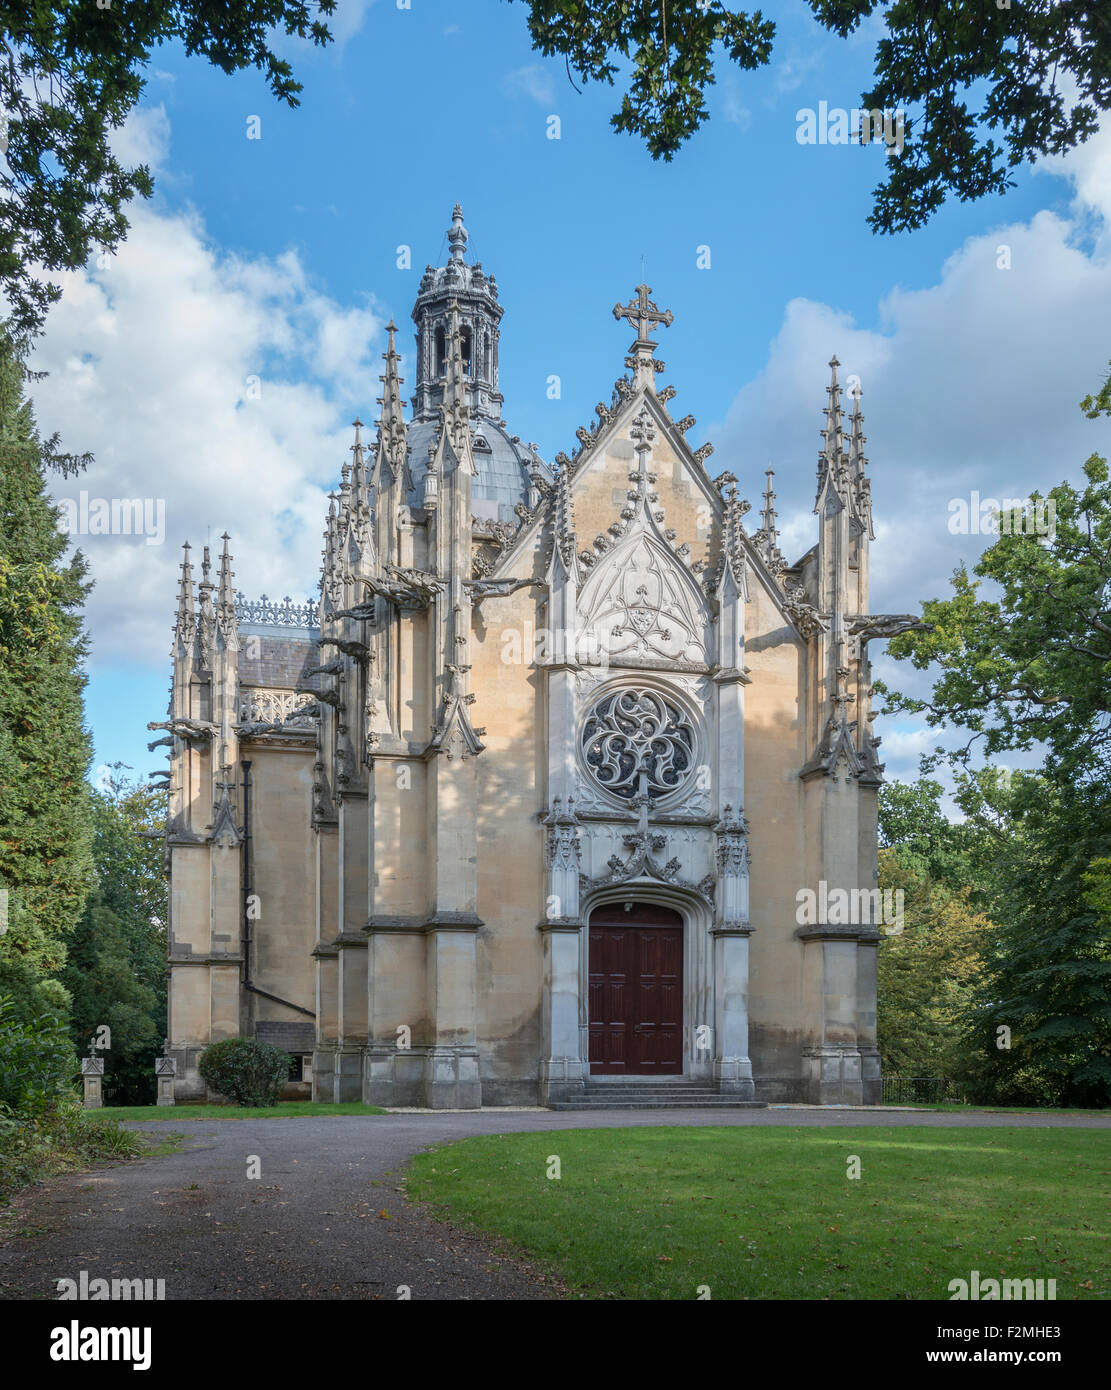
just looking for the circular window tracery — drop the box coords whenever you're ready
[581,687,696,801]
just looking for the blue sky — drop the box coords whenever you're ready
[26,0,1111,791]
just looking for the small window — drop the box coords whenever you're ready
[473,434,492,453]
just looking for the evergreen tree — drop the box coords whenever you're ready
[0,329,93,1019]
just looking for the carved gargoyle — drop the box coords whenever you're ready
[465,576,543,610]
[147,717,218,741]
[846,614,934,643]
[341,565,444,613]
[783,585,828,640]
[317,635,370,659]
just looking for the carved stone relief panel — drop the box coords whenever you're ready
[577,533,710,666]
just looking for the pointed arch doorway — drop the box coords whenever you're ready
[588,902,683,1075]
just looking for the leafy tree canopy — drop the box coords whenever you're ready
[513,1,1111,232]
[877,371,1111,1106]
[63,769,167,1103]
[877,365,1111,791]
[0,0,336,336]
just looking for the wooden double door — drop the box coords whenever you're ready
[588,903,683,1074]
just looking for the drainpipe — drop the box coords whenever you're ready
[241,759,253,988]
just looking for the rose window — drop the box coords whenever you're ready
[581,688,696,801]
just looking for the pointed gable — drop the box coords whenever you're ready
[575,406,712,667]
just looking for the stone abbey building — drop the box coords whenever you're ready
[158,206,921,1108]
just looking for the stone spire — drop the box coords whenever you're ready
[718,475,751,592]
[321,491,341,613]
[546,457,578,582]
[217,532,237,642]
[753,467,786,574]
[175,542,196,646]
[815,355,848,511]
[447,202,468,263]
[197,542,215,669]
[612,282,673,393]
[441,301,474,465]
[349,417,368,507]
[373,322,407,489]
[848,383,873,540]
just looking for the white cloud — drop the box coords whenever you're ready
[723,87,752,132]
[328,0,376,47]
[109,104,171,171]
[502,64,557,108]
[708,124,1111,782]
[1037,118,1111,248]
[772,50,823,95]
[30,200,385,670]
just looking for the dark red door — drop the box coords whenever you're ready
[589,903,683,1074]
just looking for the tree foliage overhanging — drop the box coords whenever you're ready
[513,1,1111,232]
[0,0,336,336]
[2,1,1111,337]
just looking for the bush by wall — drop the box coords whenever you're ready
[198,1037,293,1107]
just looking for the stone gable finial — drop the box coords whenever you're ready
[613,283,673,392]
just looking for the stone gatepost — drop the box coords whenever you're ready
[81,1047,105,1109]
[155,1039,176,1106]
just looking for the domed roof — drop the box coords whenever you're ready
[404,416,550,524]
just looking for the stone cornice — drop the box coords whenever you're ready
[363,912,485,935]
[168,952,244,965]
[537,918,585,934]
[795,923,883,944]
[710,665,752,685]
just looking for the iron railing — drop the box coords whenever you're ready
[882,1076,966,1106]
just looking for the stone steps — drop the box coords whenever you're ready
[549,1087,767,1111]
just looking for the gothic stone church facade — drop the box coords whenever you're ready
[158,206,920,1108]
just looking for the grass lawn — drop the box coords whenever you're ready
[889,1103,1110,1116]
[407,1126,1110,1300]
[98,1101,387,1122]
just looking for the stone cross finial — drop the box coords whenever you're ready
[613,283,674,343]
[614,284,672,391]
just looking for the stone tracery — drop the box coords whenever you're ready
[581,687,695,801]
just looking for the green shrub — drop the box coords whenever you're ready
[198,1037,292,1107]
[0,1094,143,1204]
[0,994,77,1116]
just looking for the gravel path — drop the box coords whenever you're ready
[1,1106,1108,1301]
